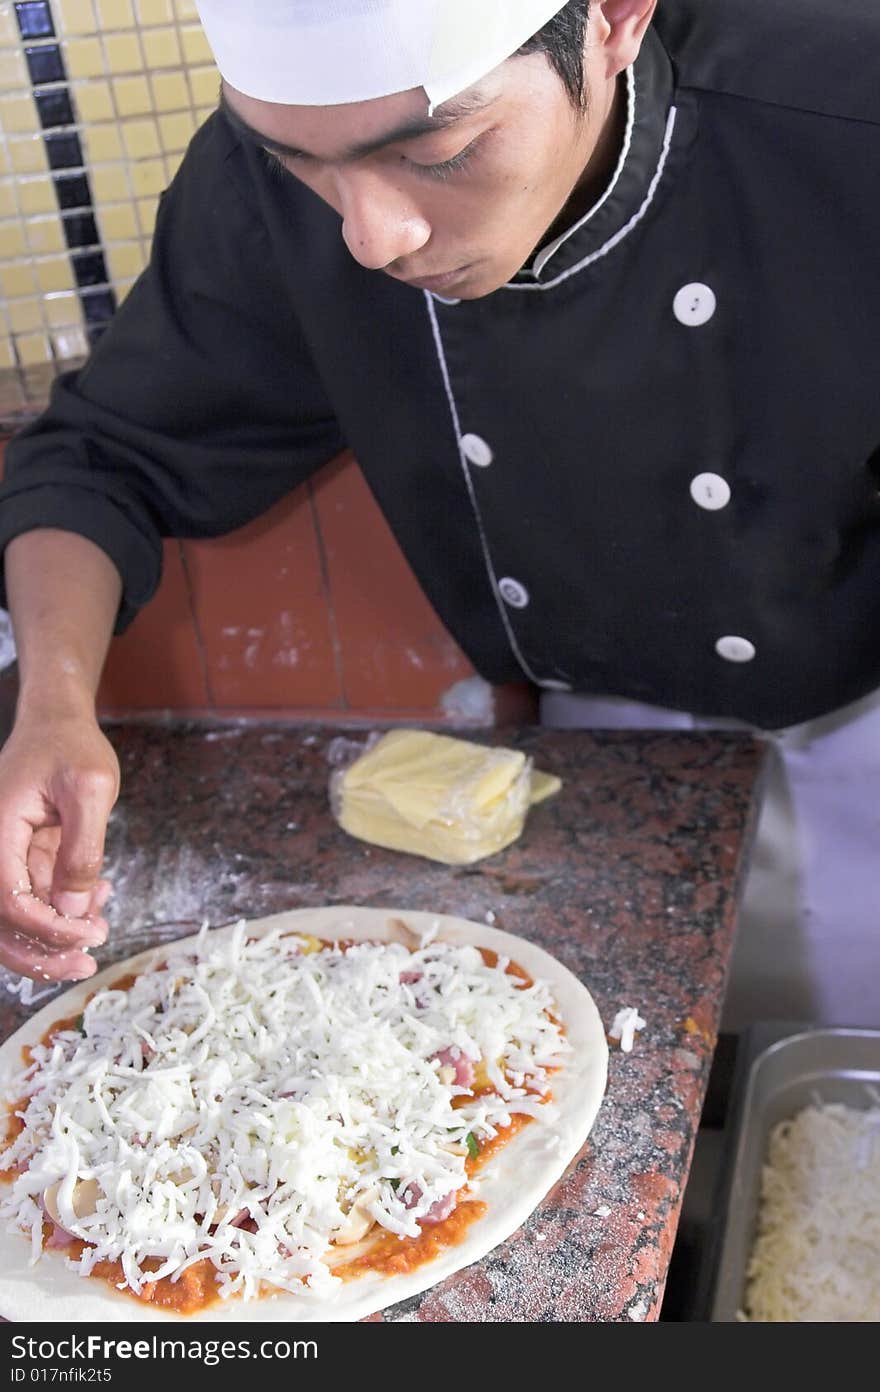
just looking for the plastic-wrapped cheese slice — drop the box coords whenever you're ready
[330,729,561,865]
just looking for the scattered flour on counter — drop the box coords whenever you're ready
[1,971,55,1008]
[101,842,219,937]
[608,1007,646,1053]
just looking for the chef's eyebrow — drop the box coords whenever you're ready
[219,87,494,164]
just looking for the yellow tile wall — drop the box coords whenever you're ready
[0,0,217,371]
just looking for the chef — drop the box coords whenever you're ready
[0,0,878,1018]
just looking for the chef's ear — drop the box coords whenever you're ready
[591,0,658,79]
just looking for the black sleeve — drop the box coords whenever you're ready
[0,114,346,632]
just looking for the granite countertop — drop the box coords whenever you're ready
[0,721,766,1322]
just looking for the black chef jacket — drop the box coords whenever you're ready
[1,0,879,730]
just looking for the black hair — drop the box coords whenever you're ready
[518,0,591,110]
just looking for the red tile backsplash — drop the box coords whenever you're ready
[98,539,210,712]
[183,481,344,712]
[2,428,531,724]
[311,453,475,712]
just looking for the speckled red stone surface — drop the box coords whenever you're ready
[0,723,766,1322]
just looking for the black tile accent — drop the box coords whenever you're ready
[25,43,65,85]
[62,211,98,250]
[35,87,75,130]
[82,289,117,325]
[44,130,83,171]
[53,172,91,210]
[14,2,54,39]
[72,250,108,289]
[19,2,121,351]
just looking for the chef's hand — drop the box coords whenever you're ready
[1,527,125,983]
[0,705,119,982]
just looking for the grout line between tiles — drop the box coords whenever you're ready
[307,479,349,711]
[177,538,215,709]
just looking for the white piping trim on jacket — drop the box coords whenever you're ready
[529,63,637,279]
[504,105,678,293]
[424,291,545,687]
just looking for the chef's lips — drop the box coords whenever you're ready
[194,0,570,111]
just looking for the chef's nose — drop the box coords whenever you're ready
[336,169,431,270]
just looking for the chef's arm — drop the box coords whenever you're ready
[0,116,344,983]
[0,114,346,633]
[0,530,121,981]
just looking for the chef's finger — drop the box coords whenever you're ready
[0,815,102,945]
[0,872,106,954]
[28,834,111,925]
[1,889,108,949]
[0,930,97,983]
[27,830,57,905]
[32,852,111,924]
[50,771,116,918]
[91,879,113,914]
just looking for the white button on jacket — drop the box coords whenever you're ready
[673,282,717,326]
[690,472,731,510]
[461,433,494,468]
[498,577,530,609]
[716,635,756,663]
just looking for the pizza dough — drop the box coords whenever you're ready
[0,906,608,1323]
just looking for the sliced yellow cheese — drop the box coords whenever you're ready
[331,728,561,865]
[528,769,563,805]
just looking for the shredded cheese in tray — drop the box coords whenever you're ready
[741,1100,880,1322]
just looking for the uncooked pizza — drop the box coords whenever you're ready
[0,907,608,1322]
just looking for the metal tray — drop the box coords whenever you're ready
[702,1026,880,1322]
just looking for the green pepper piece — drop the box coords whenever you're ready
[465,1132,479,1161]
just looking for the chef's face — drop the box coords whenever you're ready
[220,17,641,299]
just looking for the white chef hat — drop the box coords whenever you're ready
[194,1,570,109]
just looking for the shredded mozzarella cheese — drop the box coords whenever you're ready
[608,1007,645,1053]
[740,1101,880,1321]
[1,924,569,1304]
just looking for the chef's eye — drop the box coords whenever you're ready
[408,136,483,181]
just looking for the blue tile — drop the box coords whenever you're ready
[25,44,65,85]
[45,131,83,170]
[15,3,54,39]
[81,289,117,325]
[53,171,91,210]
[62,211,98,249]
[72,250,108,288]
[35,87,75,130]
